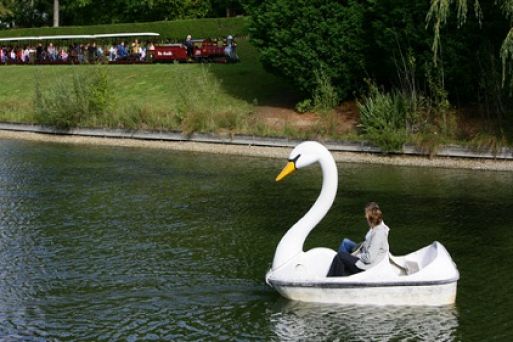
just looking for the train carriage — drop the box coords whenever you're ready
[0,32,239,65]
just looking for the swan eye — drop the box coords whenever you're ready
[276,154,302,181]
[288,154,301,164]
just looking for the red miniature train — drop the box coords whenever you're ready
[153,38,238,63]
[0,33,239,65]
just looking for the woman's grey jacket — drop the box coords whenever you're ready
[355,222,390,270]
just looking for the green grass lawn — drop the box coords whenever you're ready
[0,40,301,133]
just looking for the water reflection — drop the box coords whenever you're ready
[271,301,459,341]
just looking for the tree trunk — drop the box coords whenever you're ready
[53,0,59,27]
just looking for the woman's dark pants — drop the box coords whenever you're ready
[327,251,363,277]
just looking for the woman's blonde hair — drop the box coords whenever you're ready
[365,202,383,227]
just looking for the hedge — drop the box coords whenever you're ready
[0,16,248,41]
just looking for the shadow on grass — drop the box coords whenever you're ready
[208,39,302,108]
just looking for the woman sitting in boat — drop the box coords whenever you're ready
[327,202,390,277]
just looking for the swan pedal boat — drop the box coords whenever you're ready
[265,141,459,306]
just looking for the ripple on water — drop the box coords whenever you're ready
[270,301,459,341]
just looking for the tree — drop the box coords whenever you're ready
[425,0,513,119]
[249,0,366,101]
[210,0,245,17]
[426,0,513,87]
[53,0,58,27]
[5,0,51,27]
[0,0,14,16]
[58,0,213,25]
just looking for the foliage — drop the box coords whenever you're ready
[249,0,366,101]
[312,69,338,113]
[425,0,513,96]
[0,0,14,17]
[34,67,113,129]
[426,0,482,66]
[363,0,433,90]
[0,16,248,41]
[248,0,498,106]
[295,99,312,114]
[469,132,508,155]
[3,0,50,27]
[294,69,338,114]
[357,73,461,153]
[357,84,410,152]
[0,0,249,27]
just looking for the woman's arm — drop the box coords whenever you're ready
[358,227,388,264]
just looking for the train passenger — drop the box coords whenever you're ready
[108,44,117,62]
[59,48,68,62]
[131,39,141,60]
[117,41,128,60]
[16,47,23,63]
[87,42,98,63]
[68,44,77,64]
[78,44,85,64]
[23,47,30,63]
[97,45,104,62]
[9,48,16,62]
[224,35,239,62]
[146,41,155,62]
[36,43,44,62]
[139,45,146,62]
[47,43,57,61]
[184,34,193,59]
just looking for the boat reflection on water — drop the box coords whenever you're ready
[270,301,459,341]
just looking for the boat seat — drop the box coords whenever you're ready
[389,255,420,275]
[404,260,419,274]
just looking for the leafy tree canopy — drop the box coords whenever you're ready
[0,0,248,27]
[249,0,366,101]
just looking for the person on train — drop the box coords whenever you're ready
[184,34,194,59]
[117,41,128,60]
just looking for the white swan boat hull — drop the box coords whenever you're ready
[266,242,459,306]
[269,279,457,306]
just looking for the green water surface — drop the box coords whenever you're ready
[0,139,512,341]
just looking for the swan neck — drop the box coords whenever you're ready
[272,155,337,270]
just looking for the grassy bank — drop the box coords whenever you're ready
[0,40,307,137]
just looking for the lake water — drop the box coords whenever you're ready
[0,139,512,341]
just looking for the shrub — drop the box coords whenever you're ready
[312,68,339,113]
[357,84,410,152]
[295,99,313,113]
[34,67,113,129]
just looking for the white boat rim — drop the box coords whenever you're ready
[268,278,459,288]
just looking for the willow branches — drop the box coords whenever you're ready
[426,0,482,66]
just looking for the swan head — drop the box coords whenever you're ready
[276,141,327,181]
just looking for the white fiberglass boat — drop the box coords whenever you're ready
[265,141,459,306]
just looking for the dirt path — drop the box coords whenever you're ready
[253,101,358,134]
